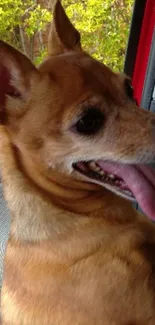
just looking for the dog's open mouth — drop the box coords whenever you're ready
[73,161,134,200]
[73,160,155,221]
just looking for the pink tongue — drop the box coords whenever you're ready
[97,161,155,221]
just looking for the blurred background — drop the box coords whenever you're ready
[0,0,134,71]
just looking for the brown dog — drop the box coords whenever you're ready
[1,1,155,324]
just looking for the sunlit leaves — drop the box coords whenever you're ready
[63,0,134,71]
[0,0,134,71]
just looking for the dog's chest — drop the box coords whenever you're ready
[1,234,155,325]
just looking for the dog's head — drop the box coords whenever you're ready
[0,0,155,218]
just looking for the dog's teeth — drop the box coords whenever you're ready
[108,174,115,180]
[88,161,106,177]
[89,161,100,172]
[89,161,97,169]
[99,170,105,176]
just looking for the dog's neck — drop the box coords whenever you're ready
[17,149,136,221]
[18,149,106,213]
[2,144,138,243]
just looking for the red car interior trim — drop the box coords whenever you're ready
[132,0,155,105]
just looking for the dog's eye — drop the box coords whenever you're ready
[125,78,134,100]
[75,108,104,136]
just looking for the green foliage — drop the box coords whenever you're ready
[0,0,51,59]
[63,0,134,71]
[25,5,51,37]
[0,0,134,71]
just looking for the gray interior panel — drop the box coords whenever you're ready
[0,184,10,288]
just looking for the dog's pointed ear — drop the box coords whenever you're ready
[0,40,38,123]
[48,0,81,56]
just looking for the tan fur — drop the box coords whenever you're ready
[0,1,155,324]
